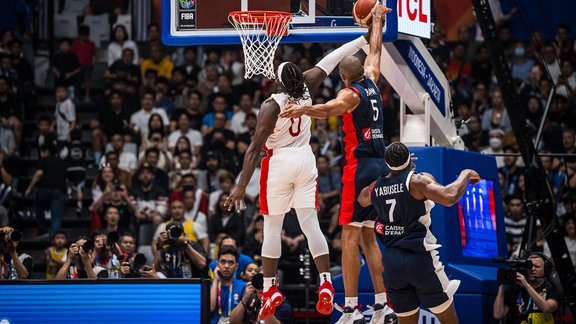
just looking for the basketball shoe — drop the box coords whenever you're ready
[334,305,366,324]
[367,303,398,324]
[258,286,284,320]
[316,281,334,315]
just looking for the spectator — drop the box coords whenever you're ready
[481,129,506,168]
[542,43,560,84]
[107,24,139,66]
[104,48,140,85]
[504,196,526,254]
[172,91,204,132]
[91,230,121,278]
[130,163,168,225]
[65,129,86,216]
[152,199,209,254]
[0,225,32,279]
[102,206,122,234]
[55,236,96,279]
[230,93,259,135]
[36,115,57,150]
[96,91,129,144]
[540,153,566,197]
[208,171,235,216]
[70,25,96,101]
[139,132,173,172]
[544,217,575,268]
[168,113,203,155]
[0,115,17,163]
[133,147,170,191]
[510,41,534,82]
[204,113,237,154]
[196,151,227,193]
[25,144,67,236]
[237,112,257,160]
[181,187,208,245]
[209,193,245,243]
[91,183,136,233]
[118,232,137,260]
[101,133,137,173]
[51,38,80,95]
[209,236,253,279]
[201,94,233,135]
[129,89,169,136]
[53,85,77,150]
[317,155,341,235]
[0,76,22,146]
[482,88,511,133]
[559,129,576,172]
[155,221,209,279]
[169,150,195,189]
[197,63,219,98]
[140,44,173,79]
[446,42,472,84]
[493,252,560,322]
[558,60,576,92]
[500,147,525,197]
[471,46,493,87]
[45,230,68,279]
[10,40,33,89]
[171,173,209,219]
[176,47,200,85]
[210,246,246,324]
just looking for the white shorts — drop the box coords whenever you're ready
[260,146,318,215]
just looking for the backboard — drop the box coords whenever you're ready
[162,0,431,46]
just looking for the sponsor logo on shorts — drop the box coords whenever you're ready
[362,128,372,141]
[375,222,385,235]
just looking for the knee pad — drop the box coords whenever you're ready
[261,214,284,259]
[295,208,329,259]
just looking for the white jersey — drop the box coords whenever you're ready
[265,89,312,150]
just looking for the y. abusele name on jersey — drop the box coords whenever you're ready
[374,183,405,196]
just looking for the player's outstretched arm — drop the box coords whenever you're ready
[358,181,376,207]
[225,99,279,212]
[411,169,480,206]
[364,4,391,82]
[304,33,372,92]
[279,87,360,119]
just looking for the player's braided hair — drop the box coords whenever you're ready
[276,62,309,101]
[385,142,410,170]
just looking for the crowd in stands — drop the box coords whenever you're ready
[0,0,575,297]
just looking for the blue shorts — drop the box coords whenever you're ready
[382,247,456,316]
[339,157,386,226]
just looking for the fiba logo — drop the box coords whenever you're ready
[0,319,11,324]
[375,222,385,235]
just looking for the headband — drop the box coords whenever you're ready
[277,62,289,86]
[385,155,410,171]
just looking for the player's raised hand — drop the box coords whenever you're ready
[371,3,393,20]
[225,185,247,213]
[279,104,306,118]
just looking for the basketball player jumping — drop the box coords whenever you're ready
[280,4,396,323]
[224,21,386,320]
[358,142,480,324]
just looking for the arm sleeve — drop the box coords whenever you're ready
[315,36,369,74]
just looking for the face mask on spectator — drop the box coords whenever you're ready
[514,47,525,58]
[489,137,502,149]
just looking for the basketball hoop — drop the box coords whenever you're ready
[228,11,292,80]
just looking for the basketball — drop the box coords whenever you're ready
[353,0,378,28]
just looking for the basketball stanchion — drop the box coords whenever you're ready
[228,11,292,79]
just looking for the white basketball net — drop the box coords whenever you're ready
[228,11,291,80]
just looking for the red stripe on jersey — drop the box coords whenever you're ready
[339,113,359,225]
[259,149,273,215]
[315,178,319,210]
[346,86,360,97]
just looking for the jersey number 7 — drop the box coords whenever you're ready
[385,199,396,223]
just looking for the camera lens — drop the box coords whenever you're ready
[252,273,264,290]
[168,226,183,240]
[133,253,147,270]
[108,231,120,246]
[9,230,23,242]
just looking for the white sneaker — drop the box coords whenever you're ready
[366,303,398,324]
[334,305,366,324]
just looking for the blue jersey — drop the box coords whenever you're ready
[371,169,438,252]
[210,278,246,324]
[340,77,386,159]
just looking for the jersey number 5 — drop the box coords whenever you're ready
[385,199,396,223]
[289,117,302,137]
[370,99,379,121]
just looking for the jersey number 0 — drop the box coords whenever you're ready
[289,117,302,137]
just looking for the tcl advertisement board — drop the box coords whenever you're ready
[395,0,431,39]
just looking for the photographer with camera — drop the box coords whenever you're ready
[493,252,561,323]
[153,202,208,279]
[0,226,32,279]
[231,265,293,324]
[55,236,96,279]
[91,230,121,278]
[118,252,163,279]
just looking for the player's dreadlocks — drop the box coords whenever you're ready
[276,62,309,101]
